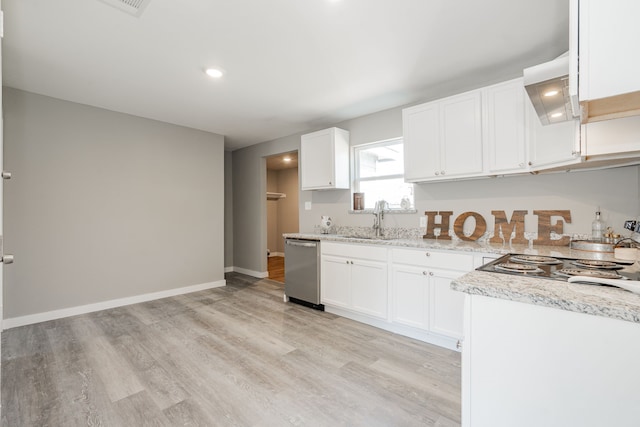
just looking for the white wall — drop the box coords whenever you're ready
[3,88,225,319]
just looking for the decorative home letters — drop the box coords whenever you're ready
[453,212,487,241]
[533,210,572,246]
[424,211,453,240]
[423,209,572,246]
[490,210,527,244]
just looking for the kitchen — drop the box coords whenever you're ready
[2,0,640,426]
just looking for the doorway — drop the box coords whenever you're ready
[265,151,299,283]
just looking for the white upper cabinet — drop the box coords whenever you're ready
[484,78,527,174]
[403,102,440,182]
[403,90,483,182]
[300,127,350,190]
[404,79,532,181]
[527,98,582,170]
[578,0,640,122]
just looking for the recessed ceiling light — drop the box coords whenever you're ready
[205,68,224,79]
[551,112,563,118]
[283,157,291,162]
[543,89,559,97]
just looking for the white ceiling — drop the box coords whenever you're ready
[2,0,569,151]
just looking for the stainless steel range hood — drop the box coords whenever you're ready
[523,53,577,125]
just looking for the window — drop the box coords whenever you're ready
[353,138,414,210]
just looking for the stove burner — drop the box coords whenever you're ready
[509,255,562,265]
[555,268,623,280]
[495,262,544,275]
[570,259,622,270]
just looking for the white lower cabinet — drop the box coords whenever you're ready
[391,248,470,341]
[321,255,351,308]
[321,242,388,320]
[429,269,466,339]
[391,264,430,330]
[321,241,473,350]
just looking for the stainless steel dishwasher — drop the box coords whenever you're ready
[284,238,323,310]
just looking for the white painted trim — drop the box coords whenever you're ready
[231,267,269,278]
[268,252,284,258]
[224,266,234,273]
[3,280,226,330]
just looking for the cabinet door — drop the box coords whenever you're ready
[391,265,429,330]
[526,100,581,170]
[321,255,351,308]
[485,79,527,174]
[440,91,483,177]
[579,0,640,101]
[300,130,334,190]
[351,259,388,319]
[429,269,466,339]
[403,102,440,182]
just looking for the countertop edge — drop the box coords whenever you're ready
[452,271,640,324]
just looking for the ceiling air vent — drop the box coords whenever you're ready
[97,0,152,17]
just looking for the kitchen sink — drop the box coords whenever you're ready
[340,235,396,241]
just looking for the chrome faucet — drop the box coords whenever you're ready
[372,200,389,237]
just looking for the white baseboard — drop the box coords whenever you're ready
[227,266,269,278]
[224,266,234,273]
[3,279,226,330]
[324,305,459,352]
[268,252,284,257]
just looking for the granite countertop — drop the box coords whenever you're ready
[452,269,640,324]
[283,232,624,259]
[285,232,640,323]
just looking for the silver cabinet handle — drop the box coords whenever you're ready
[425,252,431,257]
[435,171,440,176]
[346,260,349,264]
[441,170,445,175]
[350,261,354,265]
[422,271,428,275]
[2,171,11,180]
[528,161,533,166]
[429,271,434,276]
[456,340,462,350]
[2,254,14,264]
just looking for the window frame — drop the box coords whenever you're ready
[351,137,414,212]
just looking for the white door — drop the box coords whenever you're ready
[320,255,351,308]
[485,79,527,174]
[440,91,483,177]
[403,102,440,181]
[391,264,429,330]
[350,259,387,319]
[429,269,465,339]
[300,129,333,190]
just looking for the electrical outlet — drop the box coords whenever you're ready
[419,217,427,227]
[305,201,312,211]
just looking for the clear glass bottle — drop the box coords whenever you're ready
[591,209,605,241]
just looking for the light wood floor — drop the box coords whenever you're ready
[2,273,461,426]
[268,256,285,283]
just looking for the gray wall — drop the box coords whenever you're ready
[267,169,279,254]
[3,88,225,319]
[224,150,233,268]
[266,168,300,254]
[277,168,299,253]
[232,135,299,274]
[231,102,640,275]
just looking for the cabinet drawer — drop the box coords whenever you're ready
[391,248,474,271]
[321,241,387,262]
